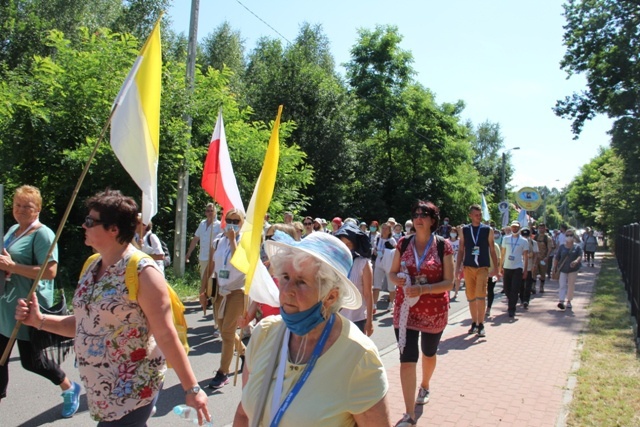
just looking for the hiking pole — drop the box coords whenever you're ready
[0,108,117,366]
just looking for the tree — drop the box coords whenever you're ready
[0,26,312,275]
[243,23,356,217]
[199,21,246,94]
[471,121,512,199]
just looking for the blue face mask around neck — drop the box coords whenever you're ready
[280,300,326,336]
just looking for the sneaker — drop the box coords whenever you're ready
[508,310,515,318]
[416,387,430,405]
[557,302,566,310]
[395,413,417,426]
[213,329,221,339]
[60,381,81,418]
[477,324,486,337]
[485,309,491,318]
[523,302,529,309]
[208,371,230,389]
[566,301,572,309]
[468,322,478,334]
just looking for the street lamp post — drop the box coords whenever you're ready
[500,147,520,202]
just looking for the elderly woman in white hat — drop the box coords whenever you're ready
[233,232,390,427]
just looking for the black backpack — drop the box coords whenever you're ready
[398,234,446,264]
[145,233,171,267]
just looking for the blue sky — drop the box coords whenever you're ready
[168,0,612,194]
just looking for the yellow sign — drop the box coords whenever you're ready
[516,187,542,211]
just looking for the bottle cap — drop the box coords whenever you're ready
[173,406,185,415]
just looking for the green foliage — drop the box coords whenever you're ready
[243,23,355,217]
[0,25,311,275]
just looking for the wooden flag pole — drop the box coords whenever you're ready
[0,107,117,366]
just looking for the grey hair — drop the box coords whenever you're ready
[269,246,345,313]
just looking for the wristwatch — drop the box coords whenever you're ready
[185,385,201,395]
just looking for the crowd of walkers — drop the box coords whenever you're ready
[0,184,597,427]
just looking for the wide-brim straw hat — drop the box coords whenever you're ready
[264,232,362,310]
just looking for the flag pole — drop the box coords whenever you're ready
[0,107,118,366]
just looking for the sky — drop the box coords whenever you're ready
[168,0,612,194]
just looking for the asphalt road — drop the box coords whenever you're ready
[0,290,473,427]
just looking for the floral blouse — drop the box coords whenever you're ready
[73,248,166,422]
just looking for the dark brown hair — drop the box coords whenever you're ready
[85,189,138,244]
[412,200,440,232]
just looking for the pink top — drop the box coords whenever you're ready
[73,248,166,422]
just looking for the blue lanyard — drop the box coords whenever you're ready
[412,235,434,269]
[470,225,481,246]
[509,236,520,254]
[270,313,335,427]
[223,234,240,267]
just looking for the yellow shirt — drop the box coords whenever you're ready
[241,314,388,427]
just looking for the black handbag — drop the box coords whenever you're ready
[27,229,73,363]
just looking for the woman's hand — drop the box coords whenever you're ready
[237,313,250,329]
[570,260,579,267]
[364,319,374,337]
[15,292,42,328]
[185,390,211,426]
[0,248,15,272]
[404,284,422,298]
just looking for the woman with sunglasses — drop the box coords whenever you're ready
[301,216,315,238]
[206,208,247,390]
[15,190,210,426]
[0,185,79,417]
[388,201,454,427]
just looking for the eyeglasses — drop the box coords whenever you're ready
[566,234,574,237]
[412,212,429,219]
[226,218,241,225]
[303,222,313,226]
[84,216,105,228]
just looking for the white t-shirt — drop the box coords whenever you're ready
[375,237,397,268]
[194,219,222,261]
[501,235,529,270]
[141,231,165,275]
[213,235,245,292]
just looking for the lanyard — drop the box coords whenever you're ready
[412,235,434,269]
[223,234,240,267]
[4,220,40,250]
[270,313,335,427]
[509,235,520,254]
[470,225,481,246]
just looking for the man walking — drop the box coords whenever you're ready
[456,205,499,337]
[186,203,222,279]
[500,221,529,318]
[533,223,554,293]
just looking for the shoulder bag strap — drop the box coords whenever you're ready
[250,322,287,427]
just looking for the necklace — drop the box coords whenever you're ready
[292,334,308,365]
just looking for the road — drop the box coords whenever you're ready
[0,291,473,426]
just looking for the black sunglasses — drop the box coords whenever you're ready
[84,216,105,228]
[412,212,429,219]
[226,218,241,225]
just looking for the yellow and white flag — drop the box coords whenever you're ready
[110,19,161,224]
[231,106,283,292]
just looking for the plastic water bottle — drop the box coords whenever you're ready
[173,405,213,426]
[400,261,419,307]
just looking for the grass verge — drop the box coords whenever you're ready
[567,253,640,427]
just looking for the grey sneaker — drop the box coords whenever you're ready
[416,386,430,405]
[395,413,417,426]
[566,301,572,309]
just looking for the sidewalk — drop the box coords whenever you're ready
[383,255,600,427]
